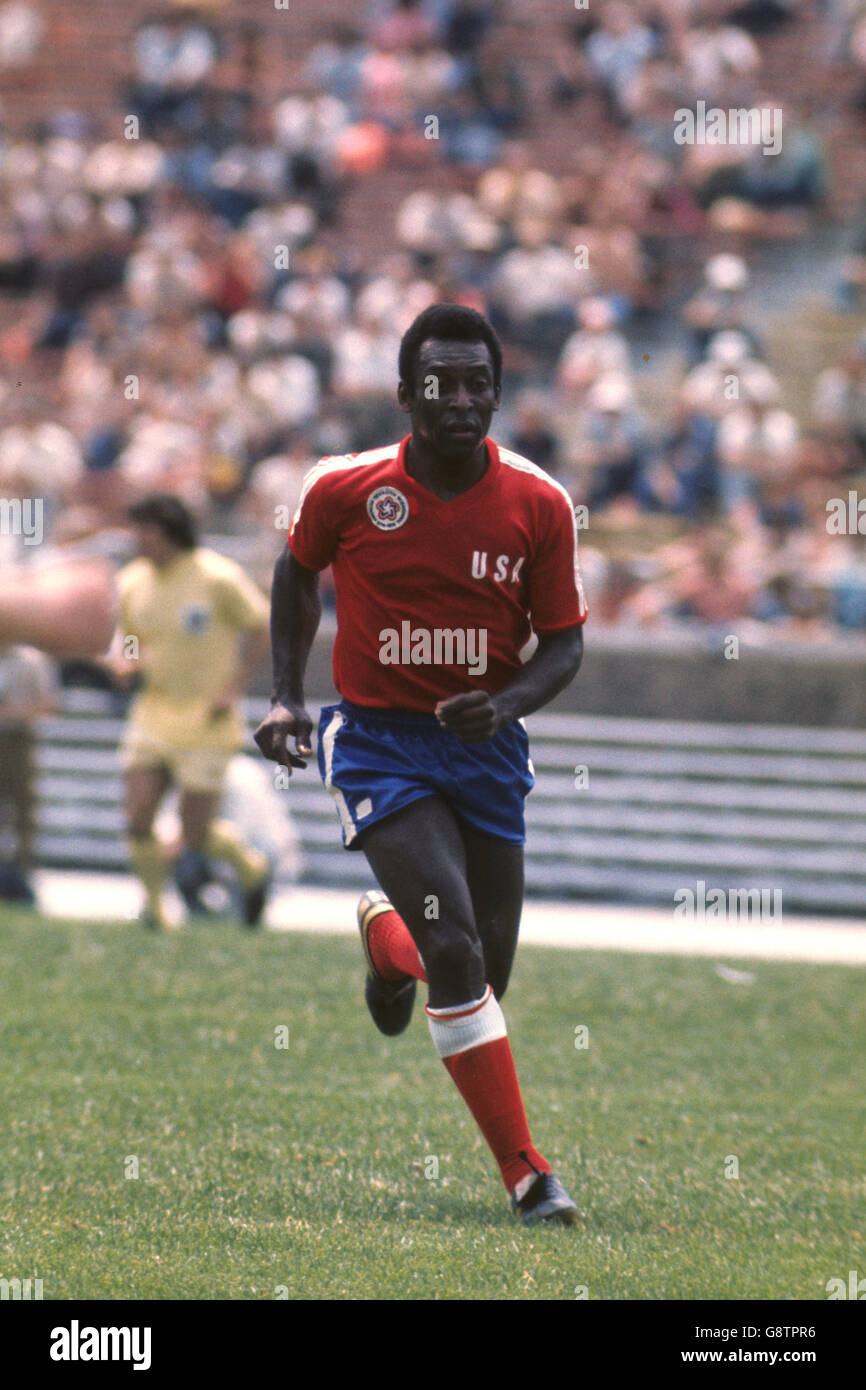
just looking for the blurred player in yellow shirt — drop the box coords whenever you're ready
[115,495,271,929]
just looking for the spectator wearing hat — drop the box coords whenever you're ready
[579,373,652,510]
[130,9,219,136]
[716,375,800,514]
[0,1,43,67]
[583,1,658,124]
[682,254,761,363]
[681,330,778,421]
[812,335,866,466]
[556,297,631,404]
[491,221,580,359]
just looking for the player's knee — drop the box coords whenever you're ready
[423,925,484,993]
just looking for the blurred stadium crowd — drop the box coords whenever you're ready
[2,0,866,635]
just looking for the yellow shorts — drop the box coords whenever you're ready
[121,727,234,794]
[121,695,242,794]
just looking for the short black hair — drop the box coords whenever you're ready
[398,303,502,394]
[128,493,197,550]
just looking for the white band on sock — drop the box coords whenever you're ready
[426,986,508,1060]
[426,986,490,1019]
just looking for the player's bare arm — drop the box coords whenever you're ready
[210,622,270,717]
[436,625,584,741]
[99,618,142,690]
[253,548,320,772]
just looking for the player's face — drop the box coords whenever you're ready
[132,523,179,568]
[399,338,501,461]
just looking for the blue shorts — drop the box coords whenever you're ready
[317,699,535,849]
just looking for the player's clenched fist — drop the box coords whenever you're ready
[435,690,503,743]
[254,701,313,773]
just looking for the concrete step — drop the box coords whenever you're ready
[25,696,866,915]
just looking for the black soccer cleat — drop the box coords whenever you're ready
[357,890,416,1037]
[511,1163,581,1227]
[173,848,212,913]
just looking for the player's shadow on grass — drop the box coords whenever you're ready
[315,1186,540,1230]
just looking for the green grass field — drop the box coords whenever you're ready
[0,906,862,1300]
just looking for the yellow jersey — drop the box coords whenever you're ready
[118,547,269,752]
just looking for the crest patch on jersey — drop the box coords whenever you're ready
[180,602,211,634]
[366,486,409,531]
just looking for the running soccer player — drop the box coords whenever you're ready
[115,494,272,930]
[255,304,587,1225]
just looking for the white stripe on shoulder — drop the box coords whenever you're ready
[295,442,401,511]
[497,446,574,506]
[499,446,585,609]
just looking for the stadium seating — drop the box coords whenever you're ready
[34,688,866,913]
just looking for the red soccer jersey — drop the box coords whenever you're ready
[287,434,587,711]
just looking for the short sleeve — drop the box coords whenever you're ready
[528,488,588,633]
[214,561,269,631]
[117,562,136,633]
[287,465,341,572]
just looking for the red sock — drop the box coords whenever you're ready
[367,907,427,983]
[426,987,551,1193]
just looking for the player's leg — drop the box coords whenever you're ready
[0,728,36,903]
[14,729,36,875]
[358,794,573,1218]
[317,702,578,1221]
[175,787,220,914]
[177,775,270,927]
[125,764,172,928]
[358,793,484,1008]
[177,788,220,852]
[451,823,578,1221]
[173,789,219,917]
[460,820,524,1002]
[358,750,525,1003]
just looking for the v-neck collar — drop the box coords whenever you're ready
[397,433,500,506]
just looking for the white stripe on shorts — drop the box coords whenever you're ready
[320,708,358,845]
